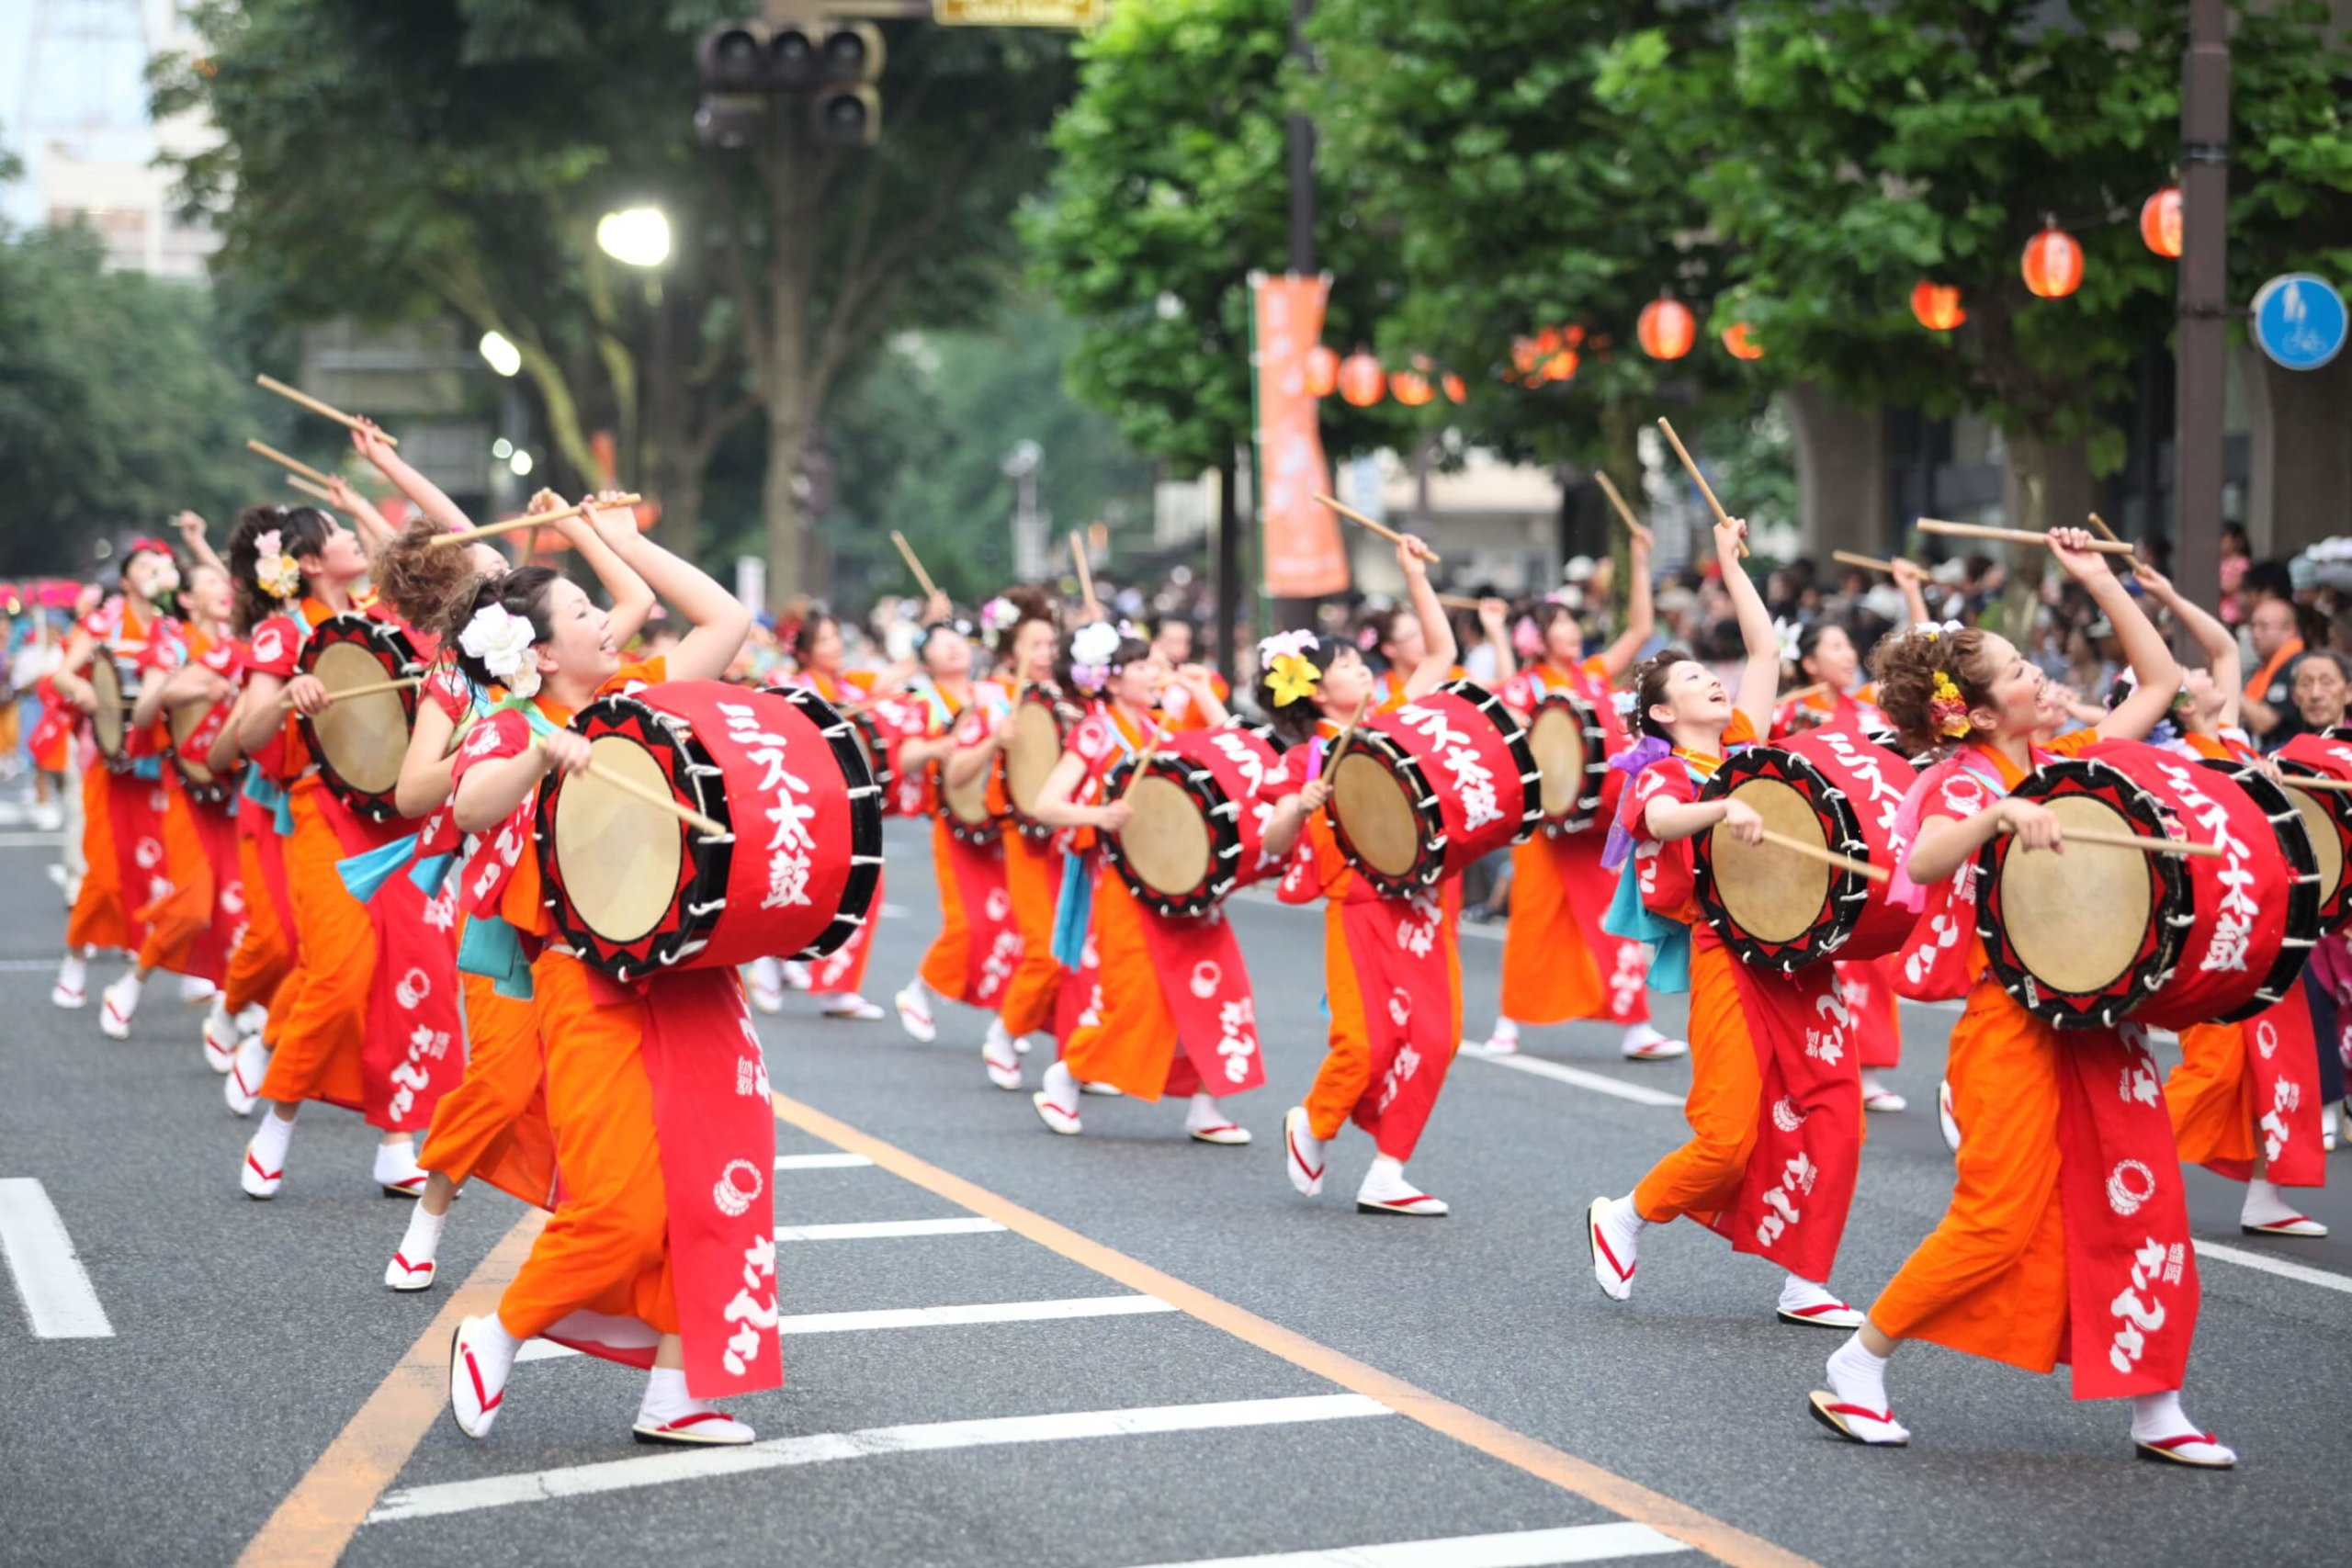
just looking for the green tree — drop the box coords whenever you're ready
[1596,0,2352,527]
[0,213,267,575]
[153,0,1076,588]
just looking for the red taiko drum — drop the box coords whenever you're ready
[1524,689,1610,836]
[1691,726,1921,971]
[1976,739,2318,1030]
[1103,724,1297,917]
[1001,683,1079,841]
[86,655,136,773]
[297,614,424,823]
[537,681,884,982]
[1328,680,1542,899]
[2272,728,2352,931]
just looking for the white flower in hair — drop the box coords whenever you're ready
[251,529,303,602]
[979,595,1020,635]
[1257,629,1317,664]
[1773,616,1804,666]
[1070,622,1122,668]
[152,558,181,593]
[459,603,541,699]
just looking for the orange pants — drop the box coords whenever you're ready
[1060,874,1193,1100]
[134,782,213,976]
[1869,977,2070,1375]
[1306,897,1464,1156]
[222,828,294,1018]
[2167,1022,2256,1171]
[419,970,556,1204]
[1498,833,1644,1024]
[64,765,131,953]
[499,952,677,1341]
[255,790,372,1118]
[918,819,973,999]
[999,830,1063,1038]
[1634,943,1762,1224]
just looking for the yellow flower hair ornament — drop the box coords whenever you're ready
[1266,651,1323,708]
[1928,671,1972,739]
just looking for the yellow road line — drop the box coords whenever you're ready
[773,1091,1817,1568]
[237,1211,546,1568]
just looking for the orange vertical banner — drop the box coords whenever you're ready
[1250,274,1350,598]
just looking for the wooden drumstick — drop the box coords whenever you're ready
[1312,492,1445,563]
[2000,820,2224,858]
[1655,418,1748,559]
[889,531,941,601]
[286,476,338,506]
[246,439,334,488]
[1069,530,1099,616]
[533,739,729,838]
[1590,470,1654,547]
[1831,549,1899,575]
[1917,518,2135,556]
[2086,511,2124,545]
[432,494,641,547]
[1747,828,1890,883]
[255,374,398,446]
[1321,695,1374,784]
[278,674,422,710]
[1113,737,1162,807]
[2278,774,2352,793]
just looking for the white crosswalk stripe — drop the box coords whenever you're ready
[513,1292,1177,1363]
[1124,1522,1691,1567]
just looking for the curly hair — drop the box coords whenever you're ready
[1869,625,2002,755]
[435,568,560,693]
[1255,635,1348,745]
[990,585,1057,656]
[225,504,333,637]
[376,517,496,633]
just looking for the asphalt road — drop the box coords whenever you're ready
[2,813,2348,1568]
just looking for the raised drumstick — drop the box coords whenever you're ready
[1655,418,1748,559]
[246,439,334,488]
[255,374,399,446]
[431,495,641,547]
[1312,492,1444,563]
[1069,530,1099,615]
[2086,512,2124,545]
[1917,518,2135,557]
[1832,549,1899,575]
[279,674,422,710]
[889,531,941,601]
[1590,471,1655,546]
[286,476,338,507]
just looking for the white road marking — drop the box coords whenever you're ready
[1126,1522,1690,1567]
[0,1179,114,1337]
[2196,1240,2352,1295]
[515,1292,1176,1363]
[774,1216,1005,1242]
[1459,1047,1684,1108]
[0,958,65,972]
[0,834,66,849]
[774,1152,875,1170]
[367,1393,1391,1523]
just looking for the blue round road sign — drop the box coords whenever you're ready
[2251,273,2347,372]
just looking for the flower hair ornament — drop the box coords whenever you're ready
[252,529,303,603]
[978,596,1021,643]
[1914,619,1964,640]
[459,602,542,700]
[1928,670,1973,739]
[1068,621,1124,694]
[1265,649,1323,707]
[1257,629,1317,666]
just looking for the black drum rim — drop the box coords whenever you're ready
[938,756,1003,847]
[1441,678,1544,846]
[1529,689,1607,838]
[2274,752,2352,930]
[89,658,137,773]
[1102,748,1246,918]
[1329,728,1447,899]
[771,683,886,963]
[846,709,897,799]
[1691,744,1871,974]
[1002,683,1078,841]
[2206,758,2323,1021]
[296,614,423,823]
[1974,756,2187,1029]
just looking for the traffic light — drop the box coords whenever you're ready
[692,17,884,151]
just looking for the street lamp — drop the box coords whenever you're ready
[595,207,672,270]
[479,331,523,378]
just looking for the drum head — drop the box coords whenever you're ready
[1333,750,1420,878]
[1527,705,1589,820]
[310,641,408,795]
[550,735,684,945]
[2286,784,2342,913]
[1119,774,1211,897]
[1996,795,2153,998]
[1004,702,1062,814]
[167,702,214,784]
[89,661,125,757]
[944,760,991,825]
[1705,779,1830,945]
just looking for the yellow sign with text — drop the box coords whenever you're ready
[933,0,1104,26]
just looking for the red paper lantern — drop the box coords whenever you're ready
[2140,187,2182,259]
[1636,298,1696,361]
[1510,336,1542,379]
[1721,322,1764,361]
[1337,350,1385,407]
[1391,369,1433,407]
[1541,349,1579,383]
[1441,372,1467,404]
[2020,224,2083,299]
[1304,344,1339,398]
[1910,280,1967,332]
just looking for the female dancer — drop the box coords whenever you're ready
[891,620,1022,1048]
[1025,625,1276,1141]
[949,590,1064,1089]
[371,492,652,1291]
[1585,513,1868,1329]
[442,501,763,1447]
[51,536,181,1014]
[1272,536,1465,1215]
[1810,529,2235,1466]
[1481,526,1677,1062]
[225,502,439,1200]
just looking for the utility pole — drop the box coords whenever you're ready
[2174,0,2229,614]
